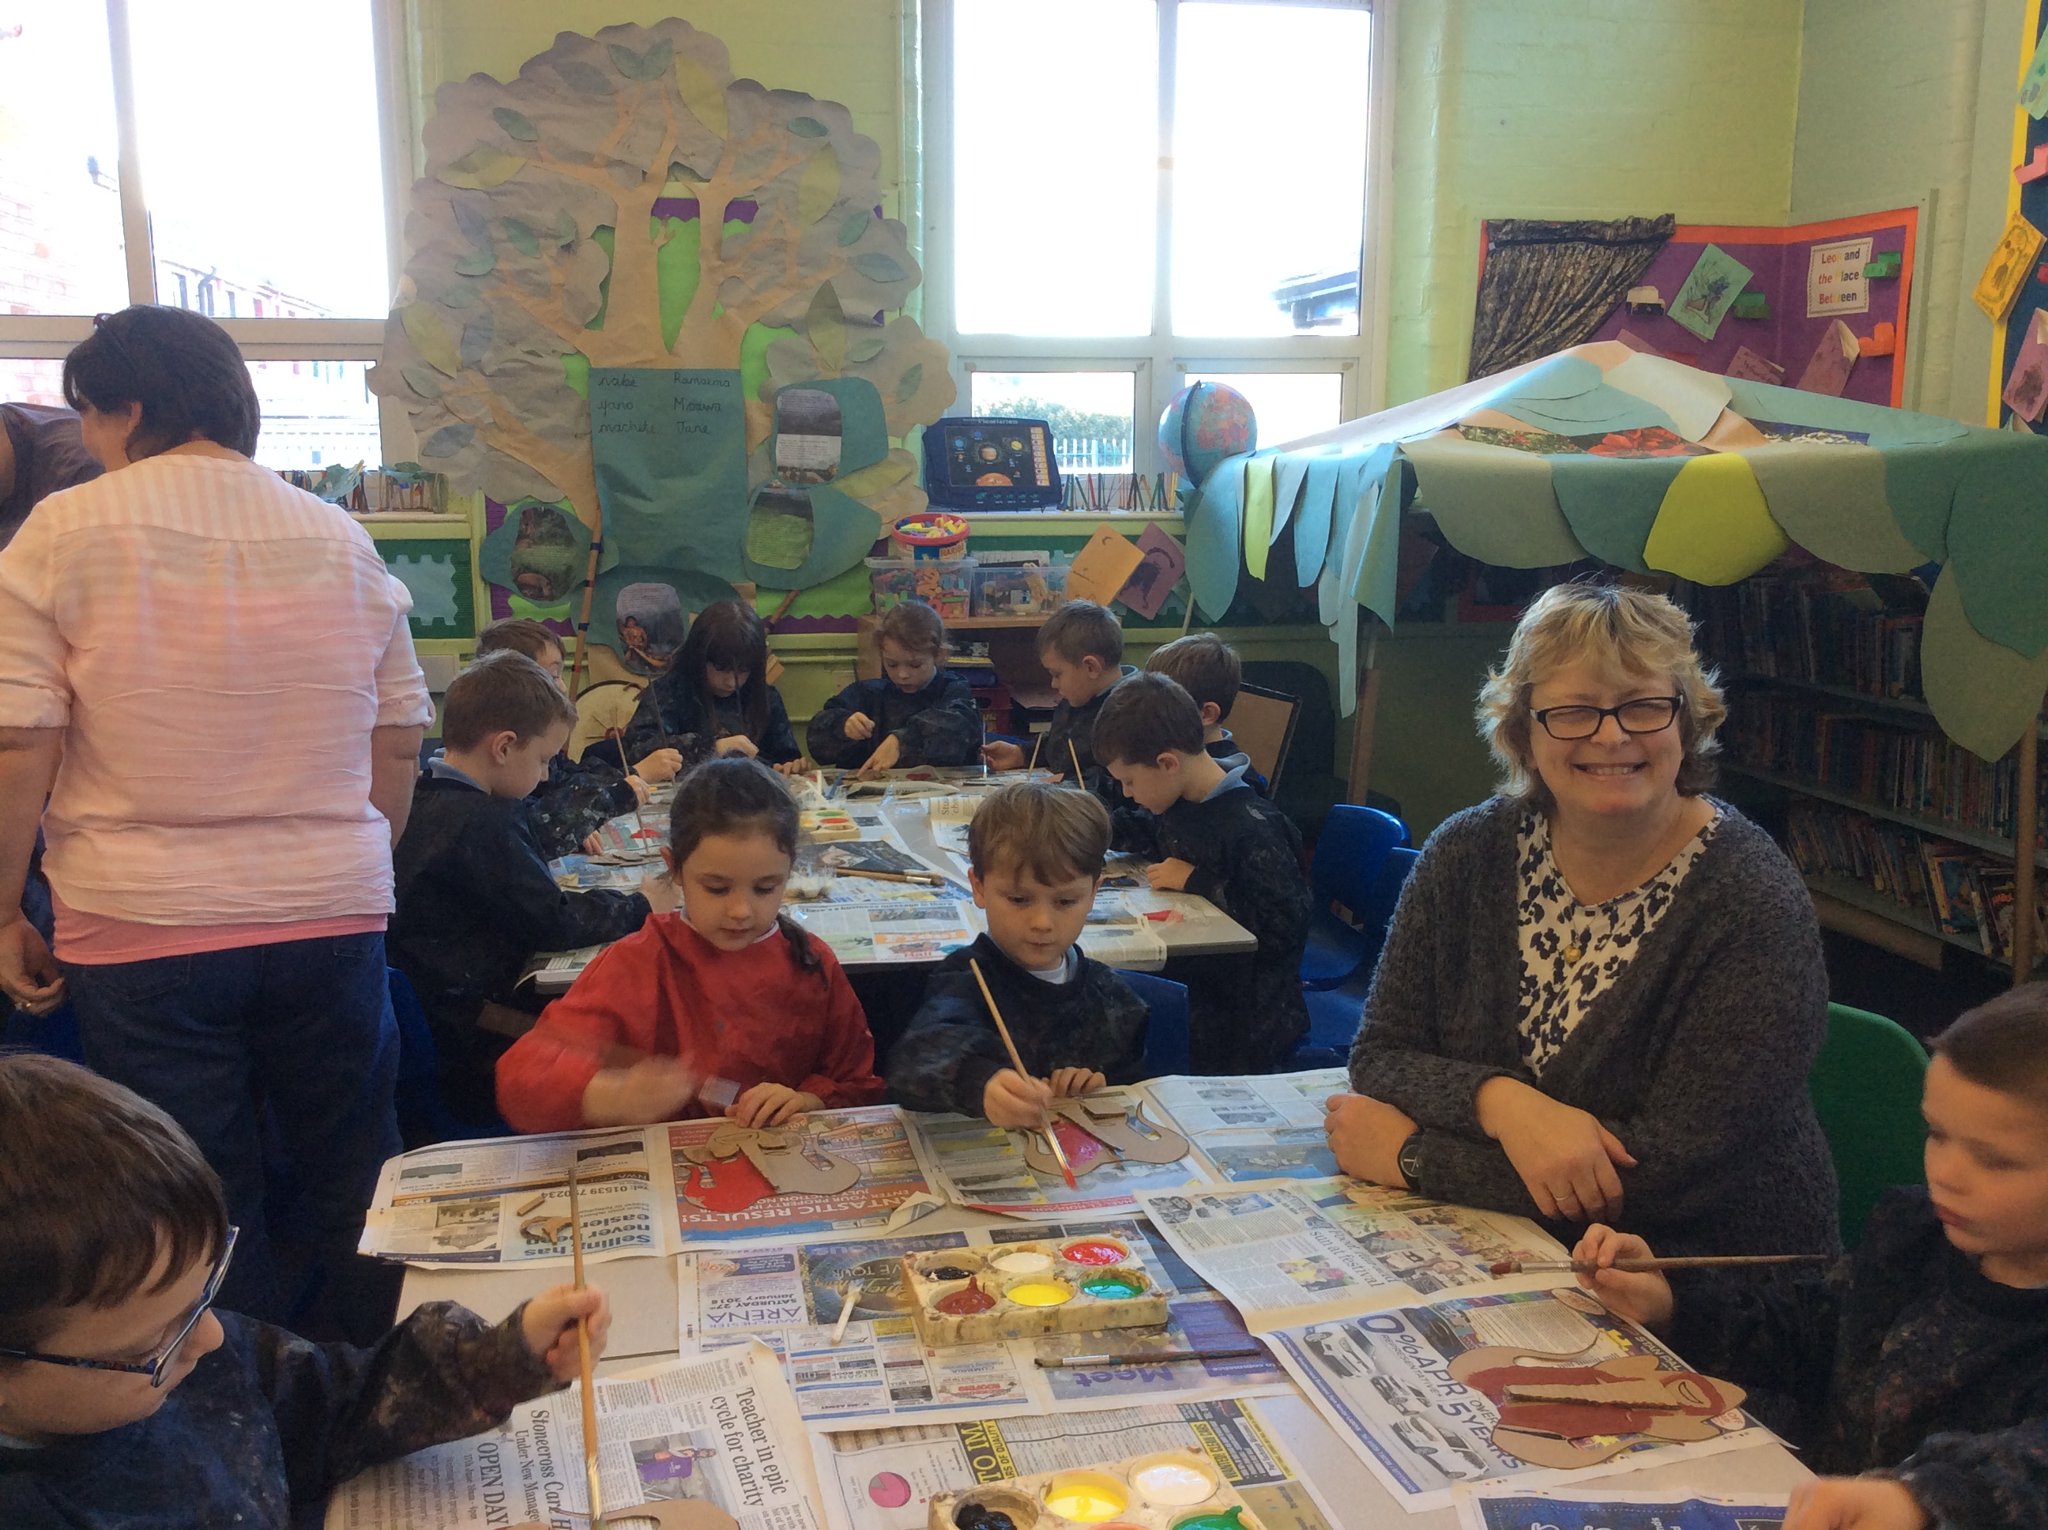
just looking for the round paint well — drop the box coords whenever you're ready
[1128,1455,1217,1507]
[1043,1471,1128,1523]
[1006,1279,1074,1308]
[991,1249,1054,1275]
[1080,1273,1146,1300]
[921,1263,978,1282]
[1171,1509,1248,1530]
[936,1286,996,1315]
[1060,1238,1128,1266]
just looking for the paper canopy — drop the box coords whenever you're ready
[1180,341,2048,760]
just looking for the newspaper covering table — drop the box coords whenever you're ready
[1148,1068,1351,1180]
[908,1091,1206,1220]
[326,1343,822,1530]
[1265,1289,1775,1513]
[1135,1177,1566,1331]
[1453,1487,1789,1530]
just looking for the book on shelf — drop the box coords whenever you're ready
[1695,565,1927,701]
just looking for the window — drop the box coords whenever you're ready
[0,0,408,468]
[926,0,1383,482]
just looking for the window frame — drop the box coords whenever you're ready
[919,0,1395,487]
[0,0,414,447]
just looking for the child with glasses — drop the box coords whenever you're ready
[0,1054,609,1522]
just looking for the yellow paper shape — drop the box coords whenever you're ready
[1066,525,1147,606]
[1973,211,2046,322]
[1242,457,1276,580]
[1641,451,1788,585]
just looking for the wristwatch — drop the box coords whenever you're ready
[1396,1130,1425,1191]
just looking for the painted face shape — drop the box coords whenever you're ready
[671,830,792,951]
[1104,753,1183,815]
[705,664,749,699]
[971,861,1097,972]
[0,1241,225,1441]
[1922,1053,2048,1284]
[880,638,938,695]
[1041,653,1106,708]
[1525,659,1686,827]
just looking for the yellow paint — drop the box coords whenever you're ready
[1242,457,1276,580]
[1006,1280,1073,1308]
[1640,452,1788,586]
[1043,1475,1128,1522]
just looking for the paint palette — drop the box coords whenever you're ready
[929,1449,1264,1530]
[901,1237,1168,1346]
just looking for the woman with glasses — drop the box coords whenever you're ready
[1325,581,1837,1260]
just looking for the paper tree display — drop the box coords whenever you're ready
[370,19,957,650]
[1182,340,2048,762]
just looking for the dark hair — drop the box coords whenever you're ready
[61,305,261,459]
[967,781,1111,886]
[878,600,948,660]
[442,650,576,750]
[1092,671,1205,766]
[1146,632,1241,722]
[1037,600,1123,667]
[477,617,568,666]
[666,756,818,973]
[0,1053,229,1351]
[1933,983,2048,1105]
[678,600,773,742]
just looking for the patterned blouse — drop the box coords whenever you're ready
[1515,806,1720,1074]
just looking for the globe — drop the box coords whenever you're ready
[1158,381,1257,486]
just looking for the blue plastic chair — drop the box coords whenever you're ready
[1124,970,1192,1078]
[1301,806,1409,989]
[389,968,511,1147]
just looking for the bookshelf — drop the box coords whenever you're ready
[1696,569,2047,976]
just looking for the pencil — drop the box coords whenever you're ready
[1490,1253,1833,1276]
[1028,733,1042,772]
[968,957,1078,1189]
[834,867,945,885]
[568,1160,605,1529]
[1035,1346,1264,1369]
[1067,738,1085,788]
[832,1280,863,1346]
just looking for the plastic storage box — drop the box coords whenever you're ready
[868,556,976,620]
[970,561,1069,618]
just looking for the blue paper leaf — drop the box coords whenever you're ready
[452,247,496,277]
[556,59,613,95]
[790,116,828,138]
[460,309,495,369]
[422,423,475,457]
[492,107,539,142]
[400,366,443,399]
[852,253,906,284]
[607,43,646,79]
[453,200,489,247]
[895,363,923,406]
[504,218,540,257]
[838,213,869,246]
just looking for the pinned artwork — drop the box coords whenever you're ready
[927,1450,1262,1530]
[902,1239,1168,1346]
[1118,524,1188,621]
[376,537,475,640]
[2004,310,2048,424]
[677,1124,861,1214]
[1973,212,2047,322]
[1667,245,1753,341]
[1066,526,1147,607]
[1795,320,1860,397]
[1448,1347,1750,1472]
[1018,1096,1192,1181]
[477,500,591,613]
[1723,345,1784,385]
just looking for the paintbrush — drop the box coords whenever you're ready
[568,1159,605,1529]
[1035,1347,1264,1369]
[834,866,946,886]
[1027,732,1042,772]
[1490,1252,1833,1277]
[1067,738,1085,789]
[968,956,1078,1189]
[832,1280,863,1346]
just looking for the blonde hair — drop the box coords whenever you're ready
[1476,582,1725,808]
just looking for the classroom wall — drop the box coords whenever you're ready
[1789,0,2028,424]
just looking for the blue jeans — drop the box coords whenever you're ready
[65,932,400,1323]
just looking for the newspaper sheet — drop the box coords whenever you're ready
[676,1216,1292,1430]
[667,1106,941,1246]
[519,943,606,994]
[908,1094,1206,1220]
[359,1129,674,1267]
[811,1398,1338,1530]
[1135,1178,1566,1331]
[326,1342,824,1530]
[1147,1069,1350,1181]
[787,900,977,966]
[1267,1289,1773,1513]
[1454,1487,1788,1530]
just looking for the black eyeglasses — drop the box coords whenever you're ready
[0,1226,237,1387]
[1530,696,1682,741]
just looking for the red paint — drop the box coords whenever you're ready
[1061,1240,1128,1266]
[936,1286,996,1315]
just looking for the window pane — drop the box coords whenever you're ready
[970,371,1135,474]
[1185,371,1344,448]
[127,1,389,318]
[1173,4,1369,336]
[0,4,130,315]
[953,1,1157,336]
[247,360,382,471]
[0,357,69,408]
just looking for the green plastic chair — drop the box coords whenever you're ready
[1809,1002,1930,1247]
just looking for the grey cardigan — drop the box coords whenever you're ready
[1348,795,1840,1258]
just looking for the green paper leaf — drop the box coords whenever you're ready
[399,365,443,399]
[790,116,828,138]
[400,303,460,375]
[422,423,475,457]
[675,52,728,137]
[441,285,479,309]
[492,107,539,141]
[852,252,906,284]
[553,210,577,247]
[452,247,496,277]
[642,37,674,78]
[797,144,840,225]
[806,283,846,373]
[1922,568,2048,762]
[504,218,539,257]
[846,334,886,364]
[608,43,649,79]
[460,308,495,369]
[837,211,869,246]
[453,201,489,247]
[437,144,526,190]
[895,364,923,406]
[555,59,612,95]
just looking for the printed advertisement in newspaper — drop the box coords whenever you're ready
[1454,1487,1788,1530]
[1267,1289,1771,1512]
[669,1106,940,1245]
[1147,1069,1350,1181]
[1136,1178,1564,1331]
[327,1343,822,1530]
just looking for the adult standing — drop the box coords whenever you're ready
[1326,581,1838,1259]
[0,306,431,1323]
[0,398,101,548]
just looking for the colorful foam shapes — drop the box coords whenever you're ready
[1242,454,1277,580]
[1183,455,1246,620]
[1920,568,2048,763]
[1640,451,1788,585]
[2019,145,2048,185]
[1400,433,1583,568]
[1858,322,1896,358]
[1738,443,1924,574]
